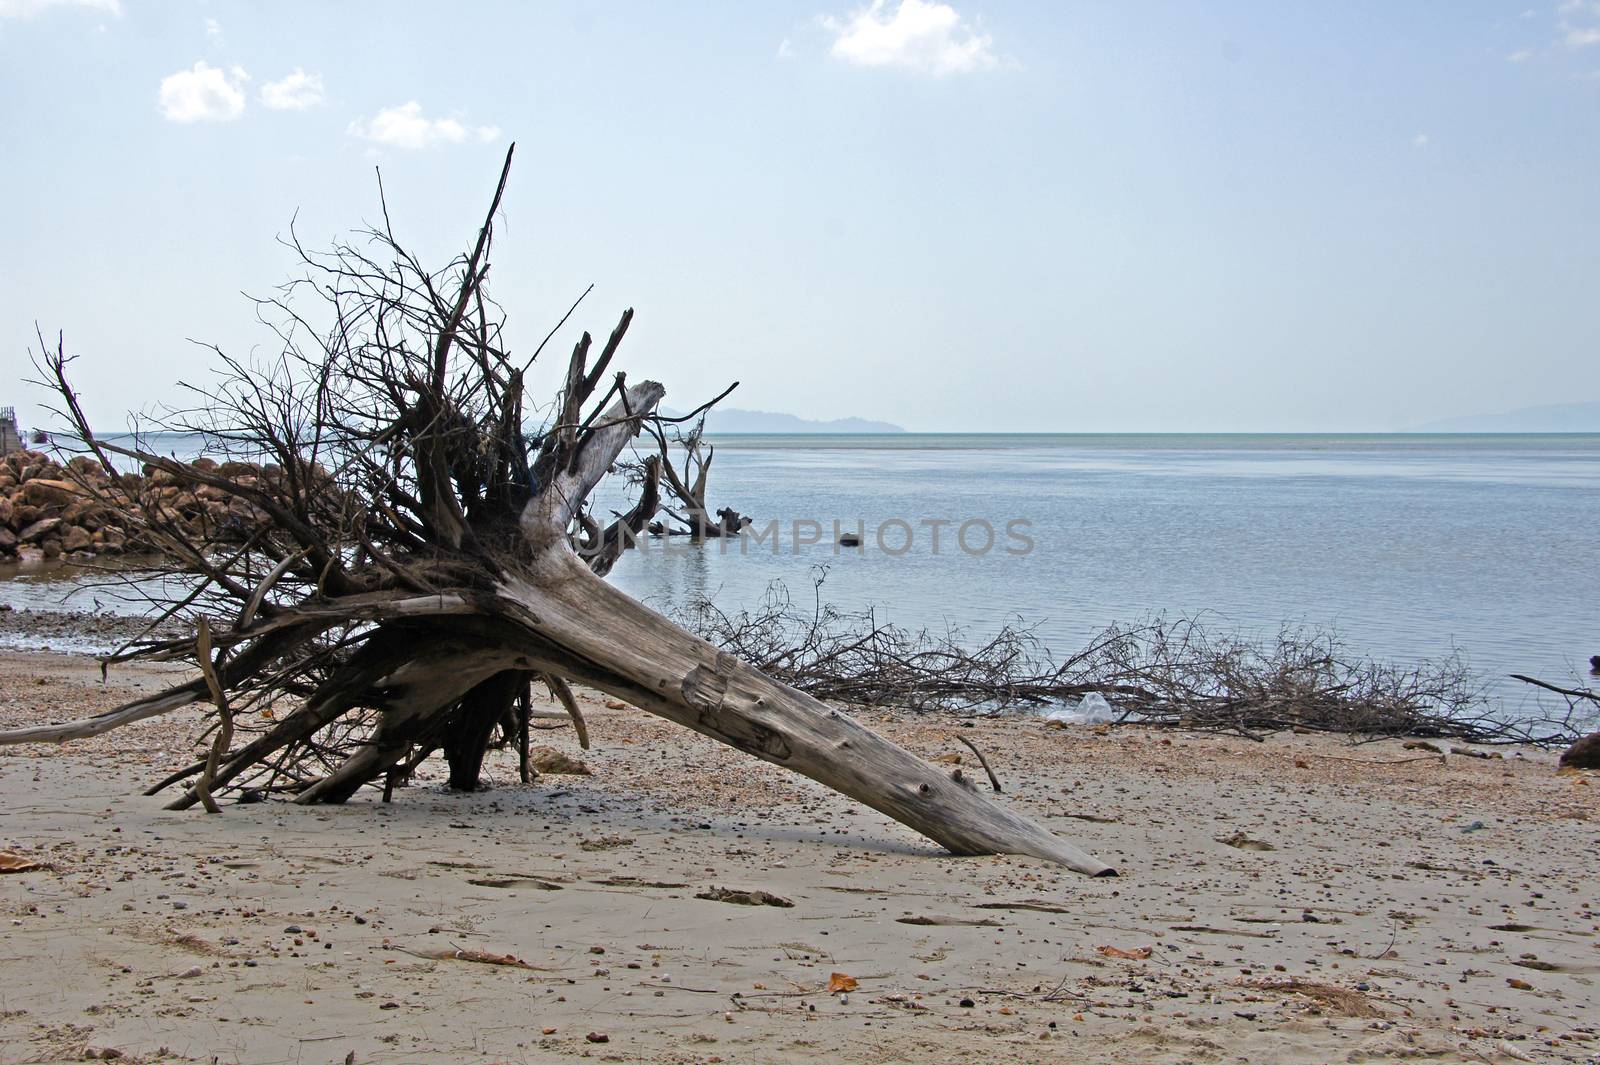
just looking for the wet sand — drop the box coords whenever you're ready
[1,649,1596,1063]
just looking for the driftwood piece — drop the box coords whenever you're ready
[191,617,232,814]
[955,735,1003,792]
[541,673,590,750]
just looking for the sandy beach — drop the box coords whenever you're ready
[7,1,1600,1061]
[0,649,1594,1064]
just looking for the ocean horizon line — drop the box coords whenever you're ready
[95,428,1600,440]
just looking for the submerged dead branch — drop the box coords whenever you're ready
[644,415,752,540]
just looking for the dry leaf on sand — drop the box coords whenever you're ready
[0,851,45,873]
[827,972,858,993]
[527,746,590,775]
[1096,944,1152,960]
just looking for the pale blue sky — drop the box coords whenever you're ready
[2,1,1596,432]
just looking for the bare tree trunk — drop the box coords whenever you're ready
[492,553,1113,874]
[443,670,528,791]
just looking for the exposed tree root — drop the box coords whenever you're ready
[2,146,1113,877]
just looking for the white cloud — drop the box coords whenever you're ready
[347,102,500,150]
[0,0,118,16]
[777,37,793,60]
[1412,132,1430,148]
[203,16,221,40]
[158,61,248,123]
[1507,47,1534,61]
[821,0,998,76]
[260,68,324,110]
[1559,0,1600,46]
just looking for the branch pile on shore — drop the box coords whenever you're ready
[0,449,274,562]
[685,578,1591,748]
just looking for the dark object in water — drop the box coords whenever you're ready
[838,533,861,547]
[1560,731,1600,770]
[1589,655,1600,675]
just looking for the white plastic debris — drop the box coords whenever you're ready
[1042,691,1116,725]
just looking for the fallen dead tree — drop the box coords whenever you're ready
[682,575,1584,747]
[0,147,1113,876]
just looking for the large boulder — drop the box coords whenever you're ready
[21,478,80,507]
[18,516,61,543]
[60,525,93,553]
[144,466,178,488]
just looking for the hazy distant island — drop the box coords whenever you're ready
[659,406,905,434]
[1408,399,1600,433]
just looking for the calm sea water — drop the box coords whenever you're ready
[4,433,1596,712]
[599,433,1600,712]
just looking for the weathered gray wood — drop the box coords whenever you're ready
[492,551,1115,876]
[524,381,666,551]
[0,685,203,745]
[292,643,515,804]
[542,673,590,750]
[0,623,330,746]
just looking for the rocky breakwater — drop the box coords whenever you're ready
[0,449,271,563]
